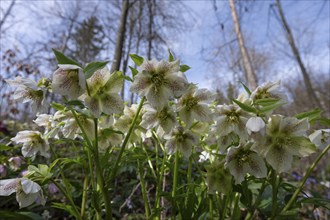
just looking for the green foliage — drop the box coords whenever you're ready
[52,49,82,67]
[84,61,109,79]
[129,54,144,66]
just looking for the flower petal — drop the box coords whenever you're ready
[0,179,18,196]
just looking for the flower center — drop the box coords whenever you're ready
[151,73,164,88]
[183,96,198,111]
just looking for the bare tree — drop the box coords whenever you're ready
[228,0,258,90]
[275,0,322,109]
[110,0,130,73]
[0,0,16,31]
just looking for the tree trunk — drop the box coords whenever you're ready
[275,0,322,109]
[228,0,258,90]
[147,0,155,59]
[110,0,130,73]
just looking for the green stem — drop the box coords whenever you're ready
[51,179,82,220]
[110,96,145,181]
[154,133,166,219]
[171,147,180,219]
[245,178,267,220]
[185,156,192,207]
[281,144,330,213]
[172,147,180,198]
[80,176,88,218]
[220,195,229,220]
[209,195,214,219]
[138,160,150,219]
[271,171,280,220]
[93,119,112,220]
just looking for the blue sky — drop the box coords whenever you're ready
[1,0,329,91]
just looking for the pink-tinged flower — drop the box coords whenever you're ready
[0,165,7,178]
[0,178,45,208]
[309,129,330,150]
[130,59,188,109]
[250,81,287,103]
[225,142,267,184]
[8,156,25,171]
[164,126,198,158]
[52,64,86,99]
[177,85,214,126]
[253,115,316,173]
[140,104,177,136]
[84,69,124,117]
[48,183,59,194]
[6,77,47,115]
[11,131,50,160]
[214,104,250,140]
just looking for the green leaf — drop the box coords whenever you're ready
[180,64,190,72]
[130,54,144,66]
[52,203,78,218]
[168,49,174,62]
[52,49,82,67]
[295,108,322,123]
[83,61,109,79]
[65,100,85,109]
[50,102,65,111]
[232,99,257,113]
[254,98,280,106]
[0,144,11,151]
[102,128,124,136]
[129,66,139,78]
[239,81,251,96]
[0,211,43,220]
[318,117,330,127]
[123,75,133,82]
[259,101,286,114]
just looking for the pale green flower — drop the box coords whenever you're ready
[114,104,146,145]
[250,80,287,103]
[205,162,232,195]
[33,114,55,136]
[0,178,45,208]
[140,104,176,136]
[225,142,267,184]
[6,77,47,115]
[177,85,214,126]
[309,129,330,149]
[11,131,50,160]
[253,115,316,173]
[130,59,188,109]
[214,104,250,140]
[164,126,197,158]
[52,64,86,99]
[98,115,123,152]
[84,69,124,118]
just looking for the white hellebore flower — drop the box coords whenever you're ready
[52,64,86,99]
[140,104,176,136]
[34,114,55,136]
[253,115,316,173]
[0,178,45,208]
[6,77,47,115]
[309,129,330,150]
[246,116,265,135]
[84,69,124,118]
[11,131,50,160]
[225,142,267,184]
[250,80,287,103]
[214,104,250,140]
[130,59,188,109]
[164,126,198,158]
[177,85,214,126]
